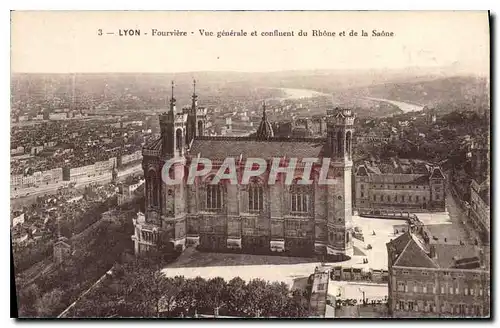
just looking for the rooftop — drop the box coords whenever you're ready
[388,231,484,270]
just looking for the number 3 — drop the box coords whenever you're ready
[98,29,102,36]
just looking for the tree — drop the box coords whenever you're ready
[282,289,310,318]
[17,283,41,317]
[244,279,267,317]
[205,277,227,315]
[226,277,247,315]
[261,281,289,317]
[35,288,65,317]
[158,276,186,317]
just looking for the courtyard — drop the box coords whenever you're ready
[162,195,468,291]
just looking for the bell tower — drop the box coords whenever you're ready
[325,107,355,259]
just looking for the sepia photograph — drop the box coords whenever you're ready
[10,10,491,319]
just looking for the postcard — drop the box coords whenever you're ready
[10,11,490,319]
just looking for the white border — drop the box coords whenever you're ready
[2,1,498,328]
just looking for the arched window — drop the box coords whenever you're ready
[248,178,264,212]
[147,169,159,207]
[336,131,343,156]
[176,129,183,150]
[290,181,312,214]
[198,121,203,136]
[346,131,352,159]
[205,176,225,211]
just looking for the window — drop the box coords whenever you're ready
[318,283,327,291]
[413,285,418,293]
[441,286,445,294]
[361,184,365,190]
[401,195,405,202]
[470,288,475,296]
[479,289,483,296]
[474,305,481,316]
[373,195,376,201]
[408,301,414,311]
[248,182,264,212]
[206,184,223,210]
[361,192,364,198]
[397,281,405,292]
[459,304,466,315]
[449,287,453,294]
[398,301,405,310]
[290,184,310,213]
[455,287,459,294]
[465,288,468,295]
[409,195,412,201]
[175,128,183,150]
[423,286,427,293]
[416,195,419,201]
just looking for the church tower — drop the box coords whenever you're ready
[134,81,188,255]
[325,107,355,259]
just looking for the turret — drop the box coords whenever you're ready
[326,107,355,161]
[255,101,274,140]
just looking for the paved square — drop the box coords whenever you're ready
[163,199,467,287]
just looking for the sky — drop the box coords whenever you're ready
[11,11,490,74]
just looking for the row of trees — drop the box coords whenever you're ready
[15,198,142,318]
[69,254,311,318]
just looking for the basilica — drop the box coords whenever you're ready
[132,81,356,258]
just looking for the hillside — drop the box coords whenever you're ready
[345,76,490,114]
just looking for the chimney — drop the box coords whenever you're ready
[429,245,437,259]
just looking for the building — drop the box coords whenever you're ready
[354,159,446,212]
[53,236,72,264]
[467,133,490,245]
[386,231,490,318]
[132,81,356,258]
[469,179,490,245]
[356,131,391,144]
[470,134,489,181]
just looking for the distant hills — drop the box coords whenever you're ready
[11,68,489,116]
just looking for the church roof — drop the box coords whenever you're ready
[143,137,163,151]
[189,137,325,159]
[370,174,429,185]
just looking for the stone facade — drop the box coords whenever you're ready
[355,160,446,212]
[469,180,490,244]
[132,82,356,258]
[387,232,490,318]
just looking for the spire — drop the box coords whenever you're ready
[256,101,274,140]
[170,81,176,112]
[57,216,61,239]
[191,79,198,107]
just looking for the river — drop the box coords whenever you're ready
[273,88,425,114]
[363,97,425,113]
[274,88,331,99]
